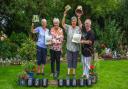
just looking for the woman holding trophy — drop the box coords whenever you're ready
[31,18,49,75]
[62,5,81,77]
[50,18,64,79]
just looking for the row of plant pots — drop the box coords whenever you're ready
[18,74,97,87]
[58,75,97,87]
[18,78,48,87]
[18,60,97,87]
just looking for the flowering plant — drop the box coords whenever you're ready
[89,65,95,75]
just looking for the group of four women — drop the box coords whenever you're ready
[31,11,95,79]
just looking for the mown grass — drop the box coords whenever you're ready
[0,60,128,89]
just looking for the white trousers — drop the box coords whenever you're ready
[82,55,92,78]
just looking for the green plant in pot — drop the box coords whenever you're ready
[18,71,28,79]
[18,71,28,86]
[24,61,36,78]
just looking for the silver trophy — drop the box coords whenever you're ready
[32,15,39,28]
[32,15,39,23]
[75,5,83,16]
[65,5,71,12]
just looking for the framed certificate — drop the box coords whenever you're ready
[45,31,52,45]
[32,15,39,23]
[72,34,81,43]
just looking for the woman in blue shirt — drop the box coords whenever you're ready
[31,19,49,75]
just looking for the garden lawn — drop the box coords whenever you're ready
[0,60,128,89]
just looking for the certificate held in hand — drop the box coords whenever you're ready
[72,34,81,43]
[45,31,52,45]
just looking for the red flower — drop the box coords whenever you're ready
[90,65,95,69]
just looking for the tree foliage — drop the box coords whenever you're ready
[0,0,128,58]
[94,20,124,50]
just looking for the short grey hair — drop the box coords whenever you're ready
[53,18,60,24]
[41,19,47,23]
[85,19,91,25]
[71,16,77,21]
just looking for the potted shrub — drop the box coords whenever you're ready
[18,71,28,86]
[24,61,36,78]
[18,71,28,79]
[89,65,98,84]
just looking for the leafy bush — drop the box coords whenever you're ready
[24,61,36,73]
[18,38,36,60]
[94,20,124,51]
[9,32,27,46]
[0,32,28,58]
[0,39,19,58]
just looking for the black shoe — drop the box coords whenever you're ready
[66,74,70,79]
[42,73,45,76]
[72,74,76,79]
[36,73,41,75]
[53,72,58,80]
[56,71,59,77]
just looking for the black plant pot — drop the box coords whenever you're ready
[78,78,86,87]
[91,74,98,84]
[66,79,71,87]
[40,79,48,87]
[71,79,77,87]
[34,78,40,87]
[58,79,65,87]
[27,78,34,87]
[86,77,92,86]
[18,79,27,86]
